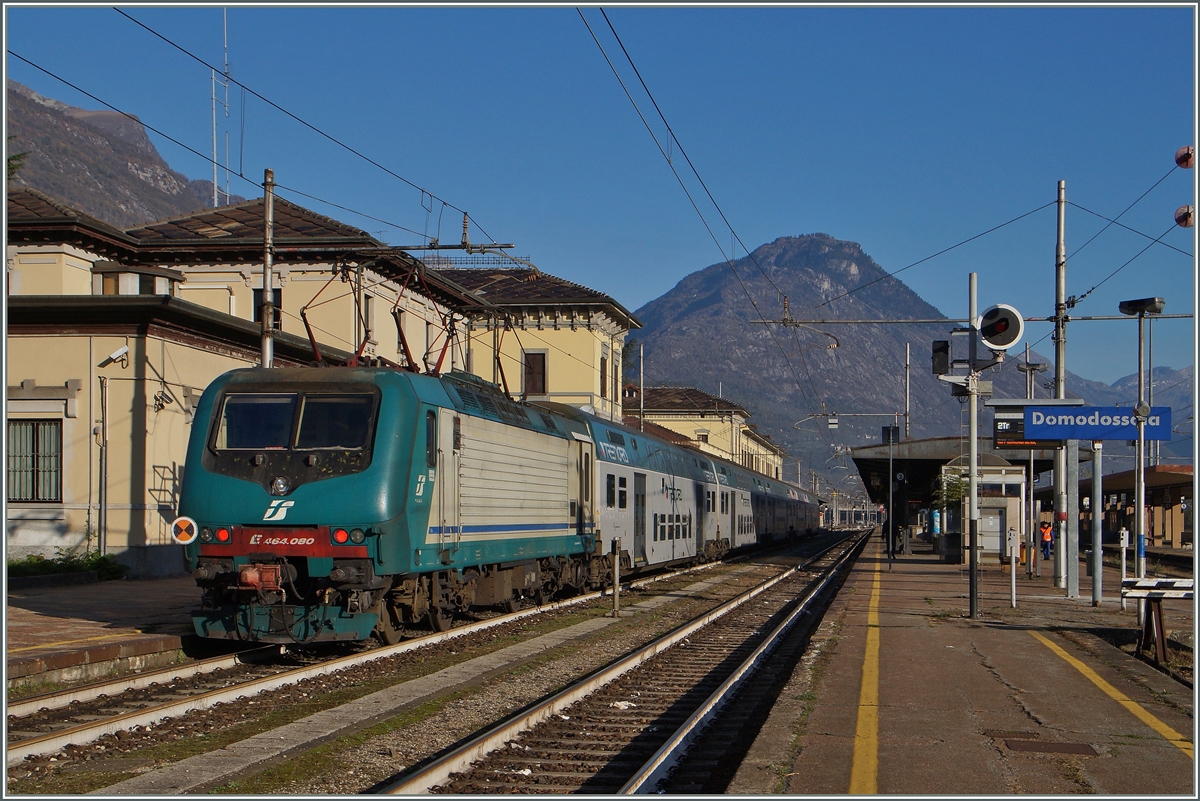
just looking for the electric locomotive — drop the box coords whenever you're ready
[174,366,820,644]
[175,367,612,643]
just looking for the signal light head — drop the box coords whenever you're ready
[216,527,231,542]
[350,528,366,544]
[977,304,1024,351]
[333,528,349,544]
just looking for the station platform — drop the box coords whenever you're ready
[6,576,203,690]
[733,534,1195,795]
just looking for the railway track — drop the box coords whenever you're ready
[5,555,736,767]
[381,529,869,794]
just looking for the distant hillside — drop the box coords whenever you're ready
[631,234,1192,479]
[6,79,243,227]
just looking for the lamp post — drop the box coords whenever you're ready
[1119,296,1165,626]
[1018,346,1048,579]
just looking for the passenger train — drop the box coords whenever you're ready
[174,367,821,643]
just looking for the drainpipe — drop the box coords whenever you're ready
[98,376,109,556]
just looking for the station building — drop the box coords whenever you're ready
[434,263,640,423]
[621,384,787,480]
[5,188,637,574]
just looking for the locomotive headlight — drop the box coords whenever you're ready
[349,528,366,544]
[199,528,214,542]
[270,476,292,496]
[333,528,349,544]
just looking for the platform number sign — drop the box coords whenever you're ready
[172,516,198,545]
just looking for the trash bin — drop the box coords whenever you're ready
[1019,542,1027,565]
[1085,550,1092,577]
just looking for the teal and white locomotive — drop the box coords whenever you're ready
[174,367,819,644]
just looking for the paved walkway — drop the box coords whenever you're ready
[6,577,199,684]
[733,534,1194,795]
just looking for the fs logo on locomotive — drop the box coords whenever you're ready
[263,500,296,521]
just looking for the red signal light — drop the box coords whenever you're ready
[333,528,349,544]
[216,527,230,542]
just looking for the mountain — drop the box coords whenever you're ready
[6,79,243,227]
[631,234,1192,481]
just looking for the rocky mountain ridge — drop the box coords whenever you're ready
[631,234,1192,478]
[6,79,242,227]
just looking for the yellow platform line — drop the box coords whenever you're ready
[8,631,146,654]
[849,541,883,794]
[1029,630,1193,760]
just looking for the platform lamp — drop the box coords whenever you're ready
[1119,296,1164,626]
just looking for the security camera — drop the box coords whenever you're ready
[108,346,129,362]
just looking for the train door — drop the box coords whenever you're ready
[569,433,594,539]
[634,473,647,565]
[693,482,705,557]
[435,409,461,559]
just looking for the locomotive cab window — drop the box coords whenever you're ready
[296,396,375,449]
[214,393,378,451]
[214,394,297,449]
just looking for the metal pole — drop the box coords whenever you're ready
[1120,526,1129,611]
[1091,441,1103,606]
[1136,311,1147,625]
[1009,528,1017,608]
[1053,180,1067,589]
[98,375,108,556]
[611,539,621,617]
[1148,318,1156,466]
[1066,439,1080,598]
[1024,343,1037,580]
[905,342,911,439]
[888,434,894,567]
[261,168,276,368]
[639,342,644,432]
[968,273,980,618]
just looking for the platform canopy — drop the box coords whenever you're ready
[850,436,1074,508]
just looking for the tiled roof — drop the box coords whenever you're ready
[7,187,132,242]
[637,386,750,417]
[434,267,641,328]
[621,416,694,445]
[125,195,380,247]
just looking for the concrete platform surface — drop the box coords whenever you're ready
[732,534,1195,795]
[6,576,199,686]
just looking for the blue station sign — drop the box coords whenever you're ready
[1024,406,1172,441]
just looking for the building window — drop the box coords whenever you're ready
[101,274,119,295]
[523,351,547,396]
[600,356,608,399]
[252,288,283,330]
[697,433,709,444]
[7,420,62,502]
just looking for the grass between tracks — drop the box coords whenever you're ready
[209,602,692,793]
[6,608,602,796]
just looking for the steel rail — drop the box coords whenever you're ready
[5,559,726,766]
[380,531,862,795]
[6,646,279,719]
[620,529,869,793]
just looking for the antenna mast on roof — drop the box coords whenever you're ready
[211,9,230,207]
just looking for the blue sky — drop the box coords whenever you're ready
[5,4,1196,385]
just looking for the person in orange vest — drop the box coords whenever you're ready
[1039,520,1053,560]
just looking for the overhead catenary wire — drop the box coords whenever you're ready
[8,50,440,246]
[577,9,832,448]
[111,7,503,248]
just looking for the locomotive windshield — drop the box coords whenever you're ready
[214,393,376,450]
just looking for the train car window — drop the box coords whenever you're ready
[607,474,616,508]
[214,394,296,449]
[607,431,625,446]
[425,411,437,468]
[295,395,375,449]
[453,417,462,451]
[619,476,627,509]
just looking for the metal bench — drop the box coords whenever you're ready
[1120,578,1194,665]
